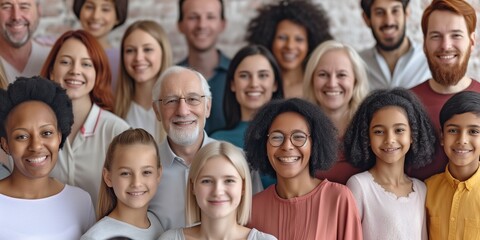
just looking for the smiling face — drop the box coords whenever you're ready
[1,101,61,180]
[123,29,163,85]
[193,155,243,221]
[364,0,407,51]
[178,0,225,53]
[424,10,474,86]
[79,0,118,41]
[104,143,161,211]
[0,0,39,48]
[49,38,96,102]
[266,111,312,180]
[231,54,278,121]
[313,49,355,114]
[369,106,411,165]
[441,112,480,176]
[272,20,308,72]
[154,70,211,147]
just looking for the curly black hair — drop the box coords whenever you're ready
[440,91,480,129]
[244,98,338,177]
[223,44,284,129]
[0,76,73,149]
[245,0,332,65]
[344,88,436,170]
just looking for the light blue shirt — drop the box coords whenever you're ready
[149,132,216,230]
[360,38,431,90]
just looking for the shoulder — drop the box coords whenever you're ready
[248,228,278,240]
[252,185,276,202]
[158,228,184,240]
[425,172,445,188]
[80,217,116,240]
[346,171,370,190]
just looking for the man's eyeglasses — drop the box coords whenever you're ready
[267,131,310,147]
[154,94,206,108]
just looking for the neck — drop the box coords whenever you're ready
[377,37,410,74]
[428,76,472,94]
[275,172,320,199]
[448,162,479,182]
[186,48,219,79]
[0,38,32,72]
[197,214,242,240]
[98,36,111,49]
[1,174,62,199]
[369,160,407,185]
[168,133,204,165]
[240,108,255,122]
[70,98,93,142]
[109,205,150,229]
[322,107,349,137]
[134,80,155,109]
[281,67,304,98]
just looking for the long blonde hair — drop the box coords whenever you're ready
[185,141,252,226]
[97,128,161,220]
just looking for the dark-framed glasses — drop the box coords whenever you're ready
[267,131,310,147]
[154,94,206,108]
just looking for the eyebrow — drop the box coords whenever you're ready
[445,123,480,128]
[371,123,408,128]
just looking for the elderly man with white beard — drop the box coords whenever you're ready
[408,0,480,181]
[149,66,216,231]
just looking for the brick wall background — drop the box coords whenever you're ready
[35,0,480,79]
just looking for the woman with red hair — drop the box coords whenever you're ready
[41,30,130,207]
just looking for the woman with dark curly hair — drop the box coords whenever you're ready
[244,98,361,239]
[0,76,95,238]
[40,30,130,208]
[246,0,332,99]
[344,88,436,240]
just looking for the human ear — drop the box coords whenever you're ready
[103,168,113,187]
[0,137,9,155]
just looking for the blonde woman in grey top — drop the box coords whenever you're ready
[158,142,276,240]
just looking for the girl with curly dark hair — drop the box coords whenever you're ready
[246,0,332,99]
[344,88,436,239]
[244,98,362,239]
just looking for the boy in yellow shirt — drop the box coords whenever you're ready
[426,91,480,240]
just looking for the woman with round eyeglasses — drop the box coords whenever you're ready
[244,98,362,239]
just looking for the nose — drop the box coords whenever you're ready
[280,135,295,150]
[384,11,394,25]
[197,15,207,28]
[457,131,468,145]
[93,7,101,19]
[214,181,225,195]
[28,134,43,152]
[441,37,452,51]
[384,131,395,144]
[11,4,21,20]
[250,75,259,87]
[131,174,142,187]
[69,62,81,75]
[135,49,144,61]
[326,75,337,87]
[175,98,191,116]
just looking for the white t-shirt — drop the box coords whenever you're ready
[346,171,428,240]
[1,41,50,84]
[0,184,95,239]
[81,211,164,240]
[125,101,156,136]
[158,228,277,240]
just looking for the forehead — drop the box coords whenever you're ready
[370,106,409,125]
[198,156,240,177]
[318,49,352,67]
[237,54,272,71]
[6,101,57,127]
[371,0,404,9]
[57,38,89,57]
[445,112,480,125]
[427,10,468,33]
[181,0,222,15]
[269,111,309,132]
[275,20,307,35]
[160,70,204,96]
[0,0,36,5]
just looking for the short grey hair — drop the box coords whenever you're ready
[152,66,212,100]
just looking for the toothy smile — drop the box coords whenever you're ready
[278,156,300,163]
